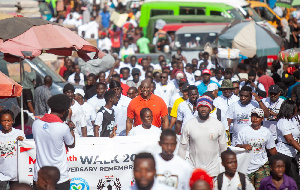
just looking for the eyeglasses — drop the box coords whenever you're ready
[160,76,167,79]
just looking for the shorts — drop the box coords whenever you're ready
[248,162,270,188]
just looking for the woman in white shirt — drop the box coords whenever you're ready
[276,100,300,188]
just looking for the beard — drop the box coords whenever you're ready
[199,112,210,120]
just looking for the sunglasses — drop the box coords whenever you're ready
[160,76,167,79]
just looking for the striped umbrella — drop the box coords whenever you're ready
[218,20,283,58]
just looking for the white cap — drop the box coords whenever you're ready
[194,70,201,77]
[207,83,218,92]
[74,88,85,97]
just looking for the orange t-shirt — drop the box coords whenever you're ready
[127,94,168,127]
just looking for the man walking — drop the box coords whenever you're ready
[178,96,227,177]
[126,80,169,135]
[33,94,75,189]
[34,76,52,116]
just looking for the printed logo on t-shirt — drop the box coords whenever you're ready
[237,113,250,124]
[0,141,16,158]
[43,123,49,129]
[107,121,115,131]
[156,171,179,188]
[97,175,121,190]
[248,139,265,153]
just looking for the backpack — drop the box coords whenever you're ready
[216,108,221,121]
[217,172,245,190]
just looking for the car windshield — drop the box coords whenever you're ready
[242,6,263,21]
[174,32,218,51]
[227,8,245,20]
[29,57,65,83]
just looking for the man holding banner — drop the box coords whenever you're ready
[32,94,75,190]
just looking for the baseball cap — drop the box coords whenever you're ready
[175,71,185,80]
[251,108,264,118]
[202,69,211,75]
[179,78,187,84]
[75,88,85,97]
[215,67,224,74]
[182,83,190,91]
[194,70,201,77]
[269,85,280,94]
[207,83,218,92]
[132,68,140,75]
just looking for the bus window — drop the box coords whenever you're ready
[210,11,222,16]
[180,7,205,15]
[150,9,174,17]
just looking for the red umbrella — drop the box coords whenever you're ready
[0,17,104,62]
[0,71,22,98]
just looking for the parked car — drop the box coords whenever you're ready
[0,53,82,109]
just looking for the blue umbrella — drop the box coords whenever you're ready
[218,20,283,58]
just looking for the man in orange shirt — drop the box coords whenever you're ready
[126,80,169,135]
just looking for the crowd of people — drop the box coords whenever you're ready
[3,0,300,190]
[3,49,300,190]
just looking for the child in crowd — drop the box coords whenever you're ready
[94,90,118,137]
[235,108,277,188]
[215,150,254,190]
[259,154,297,190]
[0,109,25,189]
[128,108,161,136]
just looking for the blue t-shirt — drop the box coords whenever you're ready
[197,80,221,96]
[287,82,300,98]
[100,11,110,28]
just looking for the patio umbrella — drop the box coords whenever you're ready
[0,17,104,63]
[0,71,22,98]
[0,16,104,131]
[217,20,283,58]
[276,0,300,8]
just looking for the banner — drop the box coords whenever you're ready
[18,136,161,190]
[18,136,252,190]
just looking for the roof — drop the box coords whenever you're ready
[144,0,249,7]
[149,15,233,23]
[176,25,228,34]
[162,23,229,32]
[142,1,233,8]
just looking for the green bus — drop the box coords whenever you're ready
[139,1,244,33]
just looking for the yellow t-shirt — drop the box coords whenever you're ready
[170,97,185,118]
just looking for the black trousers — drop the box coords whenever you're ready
[33,180,70,190]
[277,152,300,189]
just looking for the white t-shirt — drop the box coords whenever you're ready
[155,82,176,107]
[227,100,259,146]
[154,154,193,190]
[81,102,96,136]
[236,125,275,174]
[177,100,198,129]
[211,76,224,86]
[71,100,87,137]
[169,92,182,109]
[240,81,265,93]
[98,37,112,51]
[276,118,300,157]
[185,72,195,85]
[262,97,284,140]
[214,94,239,115]
[87,95,106,113]
[67,72,85,86]
[112,95,132,135]
[198,60,215,69]
[33,119,74,183]
[94,106,115,135]
[210,108,228,130]
[0,128,25,181]
[214,172,255,190]
[124,179,175,190]
[128,125,161,136]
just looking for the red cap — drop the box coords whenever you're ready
[179,78,187,83]
[138,58,143,65]
[202,69,211,75]
[101,32,106,36]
